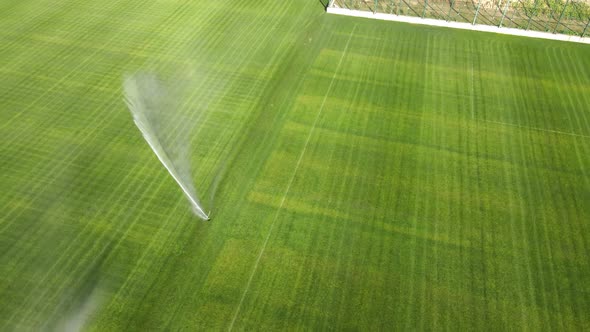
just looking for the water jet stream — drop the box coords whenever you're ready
[123,73,209,220]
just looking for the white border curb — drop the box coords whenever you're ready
[327,7,590,44]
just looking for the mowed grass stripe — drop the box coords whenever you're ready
[546,49,590,186]
[326,44,371,330]
[404,31,431,330]
[519,59,554,327]
[26,98,219,326]
[228,26,357,330]
[500,52,533,326]
[0,94,121,261]
[93,2,328,330]
[554,50,588,262]
[360,35,399,328]
[0,0,143,93]
[528,48,590,322]
[228,24,357,331]
[514,53,546,326]
[4,136,176,328]
[0,1,149,132]
[255,40,370,328]
[299,67,366,328]
[89,0,294,322]
[0,0,286,300]
[1,2,192,326]
[428,35,450,331]
[0,76,134,241]
[101,0,314,322]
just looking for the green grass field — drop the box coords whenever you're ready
[1,0,590,330]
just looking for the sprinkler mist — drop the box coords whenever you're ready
[123,73,210,220]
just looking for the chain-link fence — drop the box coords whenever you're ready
[329,0,590,36]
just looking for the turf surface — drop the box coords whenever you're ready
[1,0,590,330]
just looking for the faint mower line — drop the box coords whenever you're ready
[482,119,590,139]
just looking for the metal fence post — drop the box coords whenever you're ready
[525,0,539,30]
[473,0,483,24]
[374,0,378,13]
[397,0,402,15]
[553,0,570,33]
[422,0,428,18]
[583,18,590,37]
[492,0,502,20]
[446,0,456,21]
[544,3,557,31]
[499,0,512,27]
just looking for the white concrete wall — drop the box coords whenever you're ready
[327,7,590,44]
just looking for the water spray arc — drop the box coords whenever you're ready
[123,73,210,220]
